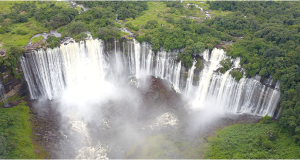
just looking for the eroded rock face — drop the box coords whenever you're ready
[0,63,29,107]
[134,76,184,110]
[24,40,48,51]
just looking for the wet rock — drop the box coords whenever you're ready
[139,76,184,109]
[152,91,159,101]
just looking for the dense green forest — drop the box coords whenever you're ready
[207,1,300,146]
[206,120,300,159]
[125,1,300,147]
[1,1,300,158]
[58,1,148,41]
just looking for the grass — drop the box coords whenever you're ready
[0,1,74,49]
[31,36,44,44]
[0,18,48,49]
[205,122,300,159]
[0,102,36,159]
[124,1,230,36]
[0,1,23,14]
[210,10,232,17]
[124,2,167,35]
[126,133,208,158]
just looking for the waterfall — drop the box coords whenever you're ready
[190,49,280,116]
[21,39,106,100]
[173,61,181,92]
[0,80,8,107]
[193,48,226,109]
[133,39,141,78]
[185,60,196,95]
[21,39,280,117]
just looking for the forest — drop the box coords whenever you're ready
[125,1,300,146]
[0,1,300,159]
[208,1,300,146]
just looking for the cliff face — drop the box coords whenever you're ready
[0,62,29,105]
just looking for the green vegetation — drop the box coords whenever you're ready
[127,133,208,159]
[1,1,300,158]
[124,2,232,67]
[0,102,36,159]
[219,58,231,73]
[205,121,300,159]
[0,17,48,49]
[59,1,149,42]
[0,46,26,79]
[231,70,243,81]
[31,36,44,44]
[0,95,25,107]
[207,1,300,145]
[0,2,78,49]
[76,1,148,20]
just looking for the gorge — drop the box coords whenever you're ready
[2,1,300,158]
[21,38,280,116]
[14,38,280,158]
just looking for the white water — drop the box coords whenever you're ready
[21,39,280,117]
[185,60,196,95]
[20,38,281,158]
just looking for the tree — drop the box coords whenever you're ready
[151,37,160,53]
[2,19,11,27]
[67,21,86,35]
[15,14,28,23]
[231,70,243,81]
[220,58,231,73]
[259,67,268,78]
[264,46,281,58]
[193,42,205,55]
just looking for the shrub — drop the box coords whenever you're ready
[231,70,243,81]
[67,21,86,35]
[0,28,5,34]
[261,114,272,124]
[220,58,231,73]
[15,14,28,23]
[16,29,27,35]
[145,20,159,29]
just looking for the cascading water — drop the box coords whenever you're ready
[185,60,196,95]
[21,38,280,117]
[192,49,280,116]
[20,38,281,158]
[0,80,8,107]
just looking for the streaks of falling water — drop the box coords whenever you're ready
[21,39,280,117]
[185,60,196,95]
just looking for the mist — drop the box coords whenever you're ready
[22,38,279,158]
